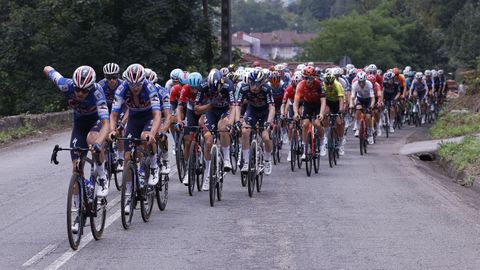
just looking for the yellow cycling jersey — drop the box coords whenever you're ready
[323,80,345,102]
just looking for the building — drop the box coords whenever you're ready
[232,31,316,60]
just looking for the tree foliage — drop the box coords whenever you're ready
[0,0,219,116]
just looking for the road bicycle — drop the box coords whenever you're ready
[50,145,107,250]
[185,126,205,196]
[289,119,303,172]
[302,116,321,176]
[208,130,229,207]
[326,113,340,168]
[243,124,265,197]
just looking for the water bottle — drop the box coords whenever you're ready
[84,177,95,202]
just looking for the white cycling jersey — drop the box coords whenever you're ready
[165,79,174,92]
[351,81,374,99]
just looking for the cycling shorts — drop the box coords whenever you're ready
[204,106,230,132]
[356,97,372,109]
[302,102,320,119]
[245,106,269,127]
[125,111,153,152]
[184,108,200,134]
[70,114,102,161]
[326,100,340,114]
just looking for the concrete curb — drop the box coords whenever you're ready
[0,111,72,132]
[399,133,480,156]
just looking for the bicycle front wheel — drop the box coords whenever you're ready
[156,174,169,211]
[209,146,217,207]
[290,135,297,172]
[90,195,106,241]
[359,121,365,156]
[305,132,312,177]
[247,141,257,197]
[67,173,83,250]
[188,143,197,196]
[313,134,320,174]
[121,161,135,229]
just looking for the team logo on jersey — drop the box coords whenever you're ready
[94,90,103,100]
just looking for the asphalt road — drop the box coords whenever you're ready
[2,125,480,270]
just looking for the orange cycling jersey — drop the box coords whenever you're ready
[394,74,406,88]
[294,79,324,104]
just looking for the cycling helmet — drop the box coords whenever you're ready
[346,64,355,71]
[347,68,356,76]
[208,69,224,90]
[367,74,376,83]
[424,70,432,76]
[242,71,250,84]
[103,63,120,75]
[325,73,335,84]
[220,67,229,77]
[377,69,383,76]
[73,65,96,90]
[231,70,243,83]
[122,70,127,80]
[302,66,316,77]
[228,64,236,72]
[432,70,438,77]
[248,69,266,85]
[314,67,322,77]
[179,71,189,85]
[269,71,281,85]
[367,64,377,74]
[125,64,145,85]
[408,70,415,77]
[296,64,306,71]
[415,72,423,79]
[333,67,343,76]
[384,71,394,81]
[145,69,158,83]
[144,68,152,79]
[438,69,444,75]
[293,71,303,84]
[405,66,412,72]
[170,68,183,81]
[307,61,314,67]
[187,72,202,88]
[357,71,367,82]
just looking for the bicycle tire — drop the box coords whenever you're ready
[209,146,217,207]
[305,132,312,177]
[328,129,334,168]
[197,140,205,191]
[297,135,303,169]
[248,141,257,197]
[121,161,135,229]
[175,135,186,182]
[67,173,83,250]
[217,156,224,201]
[230,136,238,175]
[90,195,106,241]
[156,174,168,211]
[141,185,154,222]
[188,142,197,196]
[313,134,320,174]
[290,134,296,172]
[359,120,365,156]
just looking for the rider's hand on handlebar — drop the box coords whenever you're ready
[89,143,101,154]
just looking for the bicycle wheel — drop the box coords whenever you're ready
[247,141,257,197]
[297,135,303,169]
[384,112,389,138]
[90,193,106,240]
[175,135,185,182]
[290,134,296,172]
[188,143,196,196]
[305,132,312,177]
[256,150,263,192]
[217,156,224,201]
[121,161,135,229]
[359,120,365,156]
[209,146,217,207]
[327,129,334,168]
[156,174,168,211]
[197,140,205,191]
[230,136,238,175]
[313,134,320,174]
[67,173,83,250]
[276,127,282,164]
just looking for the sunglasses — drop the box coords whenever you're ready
[106,75,118,81]
[304,76,315,81]
[74,86,92,94]
[128,82,143,89]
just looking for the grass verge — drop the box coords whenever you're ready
[0,123,39,145]
[430,112,480,139]
[438,136,480,186]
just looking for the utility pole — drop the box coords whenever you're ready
[221,0,232,66]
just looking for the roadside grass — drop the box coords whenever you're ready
[0,124,38,145]
[438,136,480,186]
[430,112,480,139]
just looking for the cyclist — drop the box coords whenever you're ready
[268,70,288,143]
[177,72,203,184]
[293,66,326,159]
[194,69,236,191]
[237,69,275,175]
[368,74,383,137]
[350,71,375,145]
[165,68,183,91]
[99,63,126,170]
[319,73,346,155]
[43,65,110,199]
[409,72,428,124]
[383,71,402,133]
[109,64,162,190]
[281,71,302,162]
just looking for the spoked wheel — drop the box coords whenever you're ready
[328,130,334,168]
[121,161,135,229]
[217,158,224,201]
[247,141,257,197]
[188,143,197,196]
[384,113,389,138]
[90,194,106,241]
[67,173,84,250]
[305,132,312,177]
[209,147,217,207]
[359,121,365,156]
[297,136,303,169]
[313,134,320,174]
[290,136,297,172]
[155,174,168,211]
[197,142,205,191]
[175,135,186,182]
[141,186,155,222]
[230,137,239,175]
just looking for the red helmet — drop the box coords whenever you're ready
[302,66,316,77]
[367,74,376,83]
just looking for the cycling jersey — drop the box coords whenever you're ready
[268,80,287,109]
[179,84,197,110]
[237,84,274,109]
[376,74,384,90]
[323,80,345,102]
[337,76,350,92]
[165,79,175,91]
[351,81,374,99]
[195,78,235,109]
[98,78,124,109]
[410,79,428,93]
[394,74,406,89]
[282,85,295,104]
[406,77,414,91]
[112,80,161,116]
[155,83,171,111]
[48,69,109,121]
[433,77,441,91]
[425,77,434,91]
[383,81,401,100]
[294,79,324,104]
[169,84,182,112]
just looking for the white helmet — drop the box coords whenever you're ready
[296,64,306,71]
[307,61,314,67]
[415,72,423,79]
[404,66,412,72]
[103,63,120,75]
[144,68,158,83]
[170,68,183,81]
[425,70,432,76]
[367,64,377,73]
[438,69,444,75]
[73,65,96,90]
[346,64,355,71]
[333,67,343,76]
[125,63,146,85]
[293,71,303,84]
[432,70,438,77]
[357,71,367,82]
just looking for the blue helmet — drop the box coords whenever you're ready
[179,71,189,85]
[170,68,183,81]
[207,69,223,90]
[187,72,203,88]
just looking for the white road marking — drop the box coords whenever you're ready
[22,244,58,267]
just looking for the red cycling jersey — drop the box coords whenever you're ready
[294,79,324,104]
[179,84,196,107]
[169,84,182,103]
[282,85,295,104]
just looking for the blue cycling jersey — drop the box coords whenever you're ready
[410,79,428,92]
[195,78,235,108]
[48,69,109,121]
[112,80,162,115]
[98,78,124,105]
[237,83,274,109]
[155,83,171,111]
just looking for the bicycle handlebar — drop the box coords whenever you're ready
[50,144,90,165]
